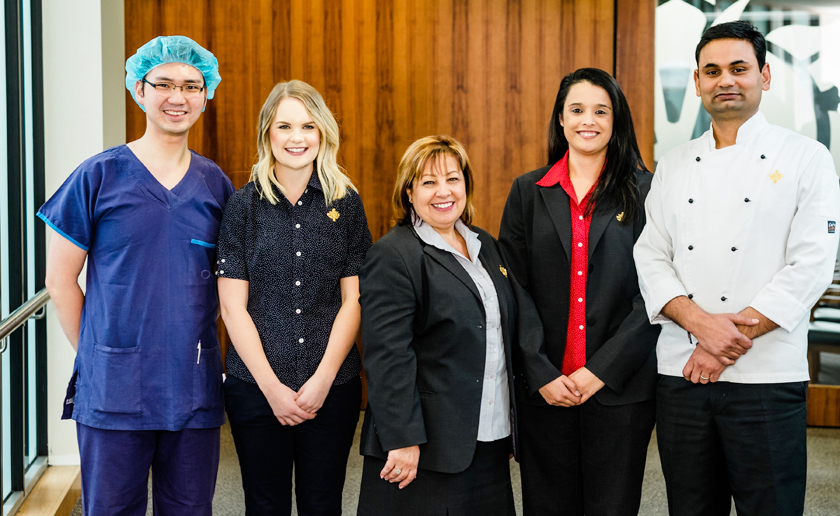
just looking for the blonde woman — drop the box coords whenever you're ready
[217,80,371,515]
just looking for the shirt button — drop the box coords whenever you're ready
[578,298,583,302]
[760,154,766,159]
[688,245,693,250]
[295,281,301,286]
[696,156,701,162]
[299,338,305,343]
[219,270,225,274]
[577,271,583,276]
[295,223,301,228]
[298,201,303,205]
[296,251,302,256]
[688,294,694,299]
[221,259,226,263]
[688,198,694,204]
[488,399,494,405]
[579,325,584,330]
[305,189,308,193]
[578,243,583,247]
[731,247,737,252]
[744,198,751,202]
[721,296,727,301]
[295,309,301,314]
[578,215,583,220]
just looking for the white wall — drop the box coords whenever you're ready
[41,0,125,465]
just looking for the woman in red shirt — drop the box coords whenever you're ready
[498,67,660,515]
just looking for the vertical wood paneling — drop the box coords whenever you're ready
[615,0,656,171]
[125,0,650,236]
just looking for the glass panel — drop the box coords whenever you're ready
[0,0,11,502]
[22,0,38,469]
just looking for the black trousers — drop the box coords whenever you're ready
[656,376,807,516]
[224,374,362,516]
[357,437,515,516]
[517,396,656,516]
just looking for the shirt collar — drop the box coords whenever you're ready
[704,110,767,152]
[536,150,597,206]
[412,216,482,265]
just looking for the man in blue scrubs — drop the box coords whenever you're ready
[40,36,234,515]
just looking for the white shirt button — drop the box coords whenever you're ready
[578,271,583,275]
[579,325,584,330]
[578,242,583,247]
[221,259,225,263]
[219,270,225,275]
[295,224,300,229]
[298,201,303,205]
[295,281,301,286]
[296,251,301,257]
[295,309,301,314]
[299,338,305,343]
[579,215,584,220]
[578,298,583,302]
[488,399,494,405]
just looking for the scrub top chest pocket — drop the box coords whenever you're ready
[189,238,218,306]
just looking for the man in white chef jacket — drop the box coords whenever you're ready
[635,21,839,516]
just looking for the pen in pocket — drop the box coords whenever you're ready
[197,340,201,364]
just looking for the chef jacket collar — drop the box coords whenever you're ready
[704,110,768,152]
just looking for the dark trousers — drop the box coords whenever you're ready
[656,376,808,516]
[517,396,655,516]
[77,423,220,516]
[357,438,515,516]
[224,374,361,516]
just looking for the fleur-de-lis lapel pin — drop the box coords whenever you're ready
[769,171,783,184]
[616,211,625,222]
[499,265,508,278]
[327,208,340,222]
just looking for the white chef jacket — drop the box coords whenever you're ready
[634,111,840,383]
[413,218,511,441]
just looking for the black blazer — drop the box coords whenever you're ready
[359,223,539,473]
[499,167,659,406]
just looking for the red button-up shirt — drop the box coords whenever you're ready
[536,151,596,376]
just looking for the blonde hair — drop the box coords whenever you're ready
[250,80,356,205]
[392,135,476,226]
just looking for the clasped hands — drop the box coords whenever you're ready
[538,367,605,407]
[264,372,333,426]
[682,312,759,385]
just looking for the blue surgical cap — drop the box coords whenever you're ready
[125,35,221,112]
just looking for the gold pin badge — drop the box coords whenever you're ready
[499,265,508,278]
[616,211,625,222]
[327,208,340,222]
[769,171,783,184]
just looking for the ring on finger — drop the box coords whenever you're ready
[700,375,709,380]
[394,468,402,475]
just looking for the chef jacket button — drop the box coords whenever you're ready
[761,154,766,159]
[688,198,694,204]
[688,294,694,300]
[744,198,750,202]
[688,245,694,250]
[721,296,727,301]
[731,247,737,252]
[696,157,701,162]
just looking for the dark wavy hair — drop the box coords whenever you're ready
[547,67,647,223]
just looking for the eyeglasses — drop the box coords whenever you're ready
[142,79,205,95]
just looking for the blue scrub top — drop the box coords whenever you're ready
[38,145,235,431]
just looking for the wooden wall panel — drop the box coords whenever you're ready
[125,0,652,238]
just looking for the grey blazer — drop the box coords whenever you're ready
[359,223,541,473]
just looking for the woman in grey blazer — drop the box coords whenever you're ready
[357,135,540,516]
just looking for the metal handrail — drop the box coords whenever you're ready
[0,288,50,353]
